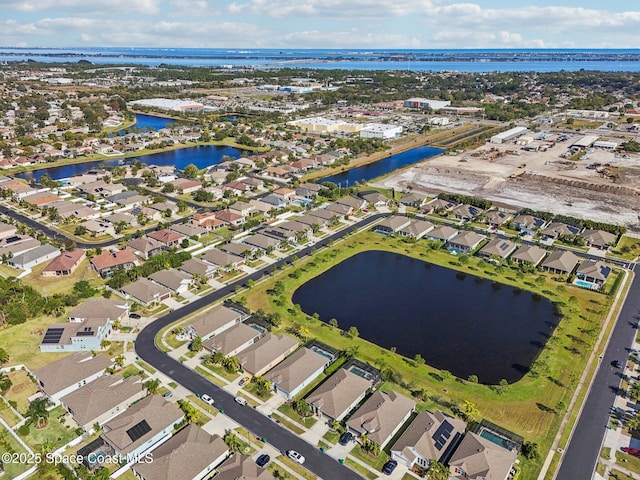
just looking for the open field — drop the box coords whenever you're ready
[22,259,102,297]
[378,134,640,227]
[238,230,621,480]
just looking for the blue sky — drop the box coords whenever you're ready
[1,0,639,49]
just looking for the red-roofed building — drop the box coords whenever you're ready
[90,249,139,278]
[41,249,86,277]
[191,213,225,232]
[148,229,185,247]
[214,210,245,228]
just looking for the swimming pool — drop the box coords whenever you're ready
[574,279,598,290]
[87,449,106,465]
[479,429,516,450]
[311,345,334,360]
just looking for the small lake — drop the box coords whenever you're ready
[16,144,245,182]
[131,113,176,131]
[318,144,443,186]
[292,250,560,384]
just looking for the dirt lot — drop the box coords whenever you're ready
[378,132,640,227]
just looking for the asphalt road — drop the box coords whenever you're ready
[135,214,385,480]
[556,266,640,480]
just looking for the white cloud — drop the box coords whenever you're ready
[0,0,162,15]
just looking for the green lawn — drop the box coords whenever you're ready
[243,382,274,401]
[0,397,22,426]
[616,451,640,474]
[277,403,318,429]
[610,236,640,261]
[20,405,79,450]
[271,413,305,435]
[275,455,317,480]
[323,430,341,444]
[239,230,620,480]
[610,469,634,480]
[3,369,38,414]
[349,444,390,471]
[194,365,227,387]
[0,424,31,478]
[344,457,378,479]
[204,363,241,382]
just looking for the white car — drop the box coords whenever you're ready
[234,396,248,406]
[287,450,305,464]
[201,394,215,406]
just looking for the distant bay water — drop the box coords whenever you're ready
[1,48,640,72]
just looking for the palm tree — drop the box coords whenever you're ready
[177,399,199,424]
[223,430,244,453]
[26,398,51,428]
[0,371,12,393]
[426,459,450,480]
[143,378,161,395]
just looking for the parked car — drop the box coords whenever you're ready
[338,432,353,446]
[622,447,640,457]
[239,376,251,386]
[129,313,141,319]
[613,360,624,369]
[201,394,215,406]
[162,391,173,398]
[234,396,248,406]
[382,460,398,475]
[287,450,305,464]
[256,454,270,467]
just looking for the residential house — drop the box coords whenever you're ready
[90,248,139,278]
[541,250,580,276]
[337,196,367,211]
[202,249,244,271]
[237,333,299,377]
[478,238,517,261]
[33,353,112,403]
[228,201,256,218]
[80,180,126,198]
[423,198,457,215]
[273,187,297,202]
[219,242,257,259]
[576,260,611,286]
[260,194,288,208]
[581,229,617,250]
[60,375,145,432]
[261,226,297,245]
[132,424,229,480]
[347,391,416,448]
[399,192,427,208]
[451,204,484,222]
[132,206,163,223]
[514,215,544,237]
[448,432,518,480]
[399,220,435,239]
[309,208,340,223]
[128,236,166,260]
[0,222,18,240]
[265,347,332,399]
[360,191,390,209]
[248,199,274,216]
[107,191,148,209]
[191,212,224,232]
[169,222,206,239]
[510,245,548,267]
[0,235,41,259]
[278,220,313,236]
[81,219,115,238]
[215,454,276,480]
[242,233,280,254]
[101,395,184,459]
[178,257,217,280]
[172,178,203,194]
[203,323,262,357]
[8,244,60,270]
[121,278,172,306]
[540,222,581,242]
[41,249,86,277]
[391,410,466,469]
[295,183,322,200]
[187,305,247,341]
[425,225,459,244]
[325,202,353,217]
[446,231,486,254]
[306,368,372,421]
[151,200,179,215]
[375,215,412,235]
[148,228,185,248]
[485,211,513,229]
[223,180,250,196]
[149,268,192,294]
[295,213,328,229]
[214,210,245,228]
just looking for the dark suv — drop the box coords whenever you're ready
[256,454,270,467]
[382,459,398,475]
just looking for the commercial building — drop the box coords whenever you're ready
[128,98,203,112]
[403,98,451,111]
[359,123,403,139]
[490,126,528,144]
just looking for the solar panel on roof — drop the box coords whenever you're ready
[76,331,94,336]
[432,421,454,451]
[499,243,510,251]
[42,327,64,344]
[126,419,151,442]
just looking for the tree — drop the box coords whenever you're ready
[183,163,200,179]
[329,318,339,329]
[190,336,203,352]
[224,430,244,453]
[73,280,97,299]
[348,326,359,338]
[630,382,640,402]
[178,399,199,424]
[26,398,51,428]
[143,378,160,395]
[0,371,12,393]
[0,347,9,365]
[426,459,450,480]
[463,400,479,422]
[467,374,479,383]
[162,183,175,193]
[414,353,425,367]
[292,399,313,417]
[114,354,125,368]
[74,225,87,236]
[440,370,452,382]
[521,441,540,460]
[221,356,241,373]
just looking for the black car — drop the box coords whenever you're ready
[613,360,624,369]
[256,454,270,467]
[129,313,141,319]
[382,460,398,475]
[338,432,353,446]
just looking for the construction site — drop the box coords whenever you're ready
[377,131,640,228]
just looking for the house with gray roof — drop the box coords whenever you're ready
[101,395,184,459]
[325,202,353,216]
[121,277,171,306]
[425,225,459,243]
[360,191,390,209]
[128,236,165,260]
[0,235,40,259]
[541,250,580,276]
[513,214,546,235]
[423,198,457,214]
[581,229,617,250]
[446,231,486,254]
[448,432,518,480]
[309,208,339,222]
[541,222,581,241]
[576,260,611,286]
[219,242,257,258]
[33,353,112,403]
[178,257,218,279]
[391,410,466,469]
[399,192,427,208]
[149,268,192,294]
[451,204,484,222]
[60,374,145,432]
[510,245,548,267]
[485,211,512,228]
[201,248,244,271]
[131,424,229,480]
[265,347,332,399]
[347,391,415,447]
[203,323,262,357]
[294,213,328,229]
[375,215,412,235]
[306,368,372,421]
[478,238,517,261]
[279,220,313,235]
[337,196,367,210]
[104,212,137,228]
[169,222,206,239]
[242,233,280,253]
[398,220,435,239]
[7,244,60,270]
[188,305,247,341]
[238,333,299,377]
[215,454,276,480]
[228,201,256,218]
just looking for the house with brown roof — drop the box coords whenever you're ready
[391,410,466,469]
[360,191,390,209]
[576,260,611,287]
[214,210,246,228]
[191,212,224,231]
[446,231,486,254]
[228,201,256,218]
[485,211,513,229]
[510,245,548,267]
[375,215,412,235]
[60,374,145,432]
[131,424,229,480]
[179,257,218,279]
[149,268,192,294]
[306,368,372,421]
[513,214,546,235]
[423,198,457,214]
[121,277,172,306]
[148,228,185,247]
[265,347,332,399]
[202,248,244,271]
[33,353,112,403]
[128,236,166,260]
[425,225,459,243]
[203,323,262,357]
[169,222,206,239]
[540,222,581,242]
[238,333,299,377]
[215,454,276,480]
[581,229,617,250]
[337,196,368,211]
[541,250,580,276]
[0,222,17,240]
[41,249,86,277]
[172,178,203,194]
[90,248,139,278]
[101,395,184,459]
[398,220,435,239]
[187,305,248,341]
[478,238,517,261]
[451,204,484,222]
[448,432,518,480]
[347,391,416,447]
[399,192,427,208]
[242,233,280,254]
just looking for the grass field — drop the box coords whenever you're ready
[610,236,640,261]
[19,405,79,450]
[0,424,31,478]
[22,259,102,297]
[4,369,38,414]
[239,230,619,480]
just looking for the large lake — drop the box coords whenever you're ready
[292,250,560,384]
[319,145,442,186]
